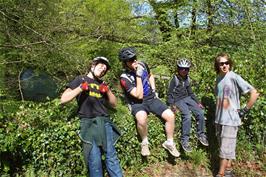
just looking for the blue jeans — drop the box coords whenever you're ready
[175,96,205,143]
[83,123,123,177]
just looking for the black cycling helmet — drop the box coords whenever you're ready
[92,56,111,70]
[177,58,191,68]
[118,47,136,62]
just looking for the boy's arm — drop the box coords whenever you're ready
[60,87,82,104]
[148,73,156,91]
[129,76,143,99]
[120,76,143,100]
[246,88,259,109]
[187,85,200,104]
[239,88,259,118]
[235,74,260,117]
[167,77,176,106]
[106,89,117,108]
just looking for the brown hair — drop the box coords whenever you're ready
[214,52,233,73]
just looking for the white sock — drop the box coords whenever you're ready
[142,137,148,144]
[166,138,174,145]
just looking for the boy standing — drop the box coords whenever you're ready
[214,53,259,177]
[60,57,123,177]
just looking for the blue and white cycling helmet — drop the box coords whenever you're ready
[177,58,191,68]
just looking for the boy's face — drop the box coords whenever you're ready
[92,63,108,78]
[178,67,189,77]
[126,58,138,71]
[218,57,230,75]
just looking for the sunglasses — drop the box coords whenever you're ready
[219,61,229,66]
[178,67,189,71]
[128,58,137,63]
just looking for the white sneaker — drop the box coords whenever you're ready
[162,141,180,157]
[141,142,150,156]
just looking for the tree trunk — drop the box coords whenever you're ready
[191,0,197,35]
[207,0,213,32]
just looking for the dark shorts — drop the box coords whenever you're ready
[129,98,168,117]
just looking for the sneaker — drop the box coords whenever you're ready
[215,171,233,177]
[198,135,209,146]
[141,142,150,156]
[224,169,233,176]
[162,141,180,157]
[181,141,192,152]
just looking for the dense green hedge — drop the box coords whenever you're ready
[1,42,265,176]
[0,94,265,176]
[1,0,265,176]
[1,35,265,176]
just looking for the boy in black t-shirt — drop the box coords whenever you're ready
[60,57,123,177]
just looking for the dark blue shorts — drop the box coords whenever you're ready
[130,98,168,117]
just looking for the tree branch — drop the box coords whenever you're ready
[0,61,22,65]
[0,10,44,38]
[0,41,47,49]
[18,69,24,101]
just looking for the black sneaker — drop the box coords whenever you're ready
[198,135,209,146]
[181,142,192,152]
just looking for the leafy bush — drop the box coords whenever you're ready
[1,93,264,176]
[0,99,85,176]
[1,42,265,176]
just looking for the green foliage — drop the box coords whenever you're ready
[188,149,210,169]
[0,98,177,176]
[0,0,265,176]
[0,99,86,176]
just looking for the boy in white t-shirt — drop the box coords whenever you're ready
[214,53,259,177]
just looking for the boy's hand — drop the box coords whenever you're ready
[136,64,145,77]
[198,103,204,109]
[152,89,159,98]
[170,105,178,114]
[99,82,109,93]
[80,81,89,91]
[238,107,250,118]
